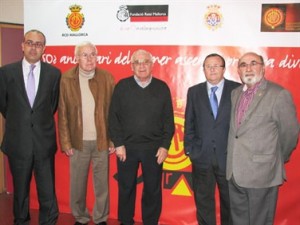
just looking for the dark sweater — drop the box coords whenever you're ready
[109,76,175,150]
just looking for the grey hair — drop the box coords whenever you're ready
[238,52,265,65]
[74,41,98,56]
[131,49,153,63]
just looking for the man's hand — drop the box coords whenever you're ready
[156,147,168,164]
[64,148,74,157]
[109,146,116,154]
[116,145,126,162]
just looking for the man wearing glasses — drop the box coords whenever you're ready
[0,29,60,224]
[226,52,299,225]
[109,49,175,225]
[58,41,115,225]
[184,53,240,225]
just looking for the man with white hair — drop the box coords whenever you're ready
[109,49,175,225]
[58,41,115,225]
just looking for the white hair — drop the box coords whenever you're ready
[74,41,98,56]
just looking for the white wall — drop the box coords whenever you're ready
[0,0,23,24]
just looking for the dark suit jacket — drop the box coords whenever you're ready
[184,79,240,172]
[0,60,61,160]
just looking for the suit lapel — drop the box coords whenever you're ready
[241,80,267,123]
[200,82,211,111]
[231,86,243,130]
[14,62,31,106]
[217,80,229,120]
[33,62,46,108]
[237,80,268,132]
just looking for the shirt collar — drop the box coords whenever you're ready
[22,58,41,68]
[134,75,152,88]
[207,78,225,91]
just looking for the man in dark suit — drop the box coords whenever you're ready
[226,52,299,225]
[184,53,240,225]
[0,29,60,225]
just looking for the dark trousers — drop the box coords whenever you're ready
[192,155,231,225]
[228,177,278,225]
[8,154,58,225]
[117,147,163,225]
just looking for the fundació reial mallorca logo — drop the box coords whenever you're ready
[66,4,85,31]
[116,5,169,22]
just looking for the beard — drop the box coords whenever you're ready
[241,71,263,87]
[242,75,258,86]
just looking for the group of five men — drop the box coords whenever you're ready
[0,29,299,225]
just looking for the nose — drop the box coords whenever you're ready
[245,64,252,71]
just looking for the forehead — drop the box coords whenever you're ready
[240,53,260,63]
[79,45,96,53]
[24,32,45,42]
[205,56,223,64]
[133,52,151,60]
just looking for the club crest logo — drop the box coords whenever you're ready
[116,5,130,22]
[204,5,223,31]
[263,7,284,29]
[66,4,85,31]
[164,98,191,171]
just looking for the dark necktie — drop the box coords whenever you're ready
[209,86,218,119]
[27,64,36,107]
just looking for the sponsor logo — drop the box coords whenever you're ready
[204,4,223,31]
[263,7,284,29]
[116,5,169,22]
[66,4,85,31]
[116,5,130,22]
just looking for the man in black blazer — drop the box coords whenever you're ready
[0,29,60,225]
[184,53,240,225]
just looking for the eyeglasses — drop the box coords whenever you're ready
[79,52,97,59]
[204,65,225,70]
[132,60,152,66]
[238,61,263,69]
[24,40,44,49]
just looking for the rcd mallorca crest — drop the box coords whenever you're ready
[66,4,85,31]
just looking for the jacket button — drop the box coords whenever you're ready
[235,136,238,139]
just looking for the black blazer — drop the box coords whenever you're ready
[0,60,61,160]
[184,79,240,172]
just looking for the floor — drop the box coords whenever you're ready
[0,192,142,225]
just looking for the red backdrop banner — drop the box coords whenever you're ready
[28,45,300,225]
